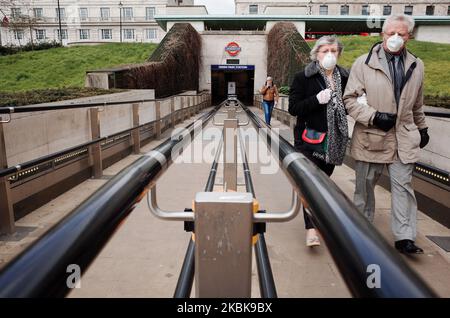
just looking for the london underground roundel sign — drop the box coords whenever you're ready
[225,42,241,56]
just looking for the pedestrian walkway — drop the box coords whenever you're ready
[2,106,450,297]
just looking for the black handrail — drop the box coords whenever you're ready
[0,105,220,298]
[0,93,208,114]
[424,111,450,118]
[238,129,277,298]
[173,239,196,298]
[0,137,105,178]
[0,102,206,178]
[267,103,450,181]
[173,133,223,298]
[242,104,437,298]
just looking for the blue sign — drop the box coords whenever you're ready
[211,65,255,71]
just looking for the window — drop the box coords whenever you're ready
[101,29,112,40]
[14,30,24,40]
[79,29,90,40]
[383,5,392,16]
[55,7,65,20]
[123,29,134,40]
[34,8,43,18]
[146,28,157,39]
[146,7,156,20]
[56,29,68,40]
[426,5,434,16]
[249,5,258,14]
[340,5,349,15]
[79,8,88,21]
[11,8,21,18]
[123,7,133,20]
[448,6,450,15]
[36,29,46,40]
[404,5,413,16]
[100,8,110,21]
[362,5,370,15]
[319,5,328,15]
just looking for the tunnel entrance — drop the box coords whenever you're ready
[211,65,254,105]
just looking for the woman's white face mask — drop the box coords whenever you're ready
[386,33,405,53]
[320,52,337,71]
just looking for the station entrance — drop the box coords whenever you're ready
[211,65,254,105]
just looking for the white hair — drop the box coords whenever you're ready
[382,14,415,34]
[309,36,344,61]
[266,76,273,81]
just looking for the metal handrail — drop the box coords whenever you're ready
[0,105,220,298]
[237,127,277,298]
[266,101,450,185]
[147,186,194,221]
[0,101,208,178]
[0,137,105,178]
[0,92,209,114]
[241,101,437,298]
[263,94,450,118]
[173,132,224,299]
[253,190,300,222]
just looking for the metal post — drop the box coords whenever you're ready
[189,96,194,117]
[0,119,14,234]
[170,97,175,128]
[184,96,188,120]
[132,103,140,154]
[89,108,102,178]
[223,118,238,191]
[155,101,161,139]
[57,0,63,45]
[119,2,123,43]
[194,192,254,298]
[227,107,236,119]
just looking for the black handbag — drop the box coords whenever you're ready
[301,127,328,155]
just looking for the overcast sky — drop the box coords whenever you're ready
[194,0,235,14]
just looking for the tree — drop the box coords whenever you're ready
[0,0,40,49]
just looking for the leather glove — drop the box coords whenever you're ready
[316,89,332,104]
[419,128,430,148]
[373,111,397,132]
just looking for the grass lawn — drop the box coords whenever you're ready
[1,37,449,107]
[0,43,157,92]
[337,35,450,100]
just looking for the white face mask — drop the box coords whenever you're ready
[321,52,337,71]
[386,33,404,53]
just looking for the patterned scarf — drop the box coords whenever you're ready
[318,65,348,165]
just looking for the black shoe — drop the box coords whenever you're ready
[395,240,424,254]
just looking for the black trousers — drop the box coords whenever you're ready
[298,148,335,229]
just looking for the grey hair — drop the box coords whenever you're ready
[382,14,415,34]
[309,36,344,61]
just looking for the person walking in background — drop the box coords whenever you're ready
[289,36,349,247]
[260,76,279,125]
[343,14,430,254]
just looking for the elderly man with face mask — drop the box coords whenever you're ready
[343,14,430,254]
[289,36,349,247]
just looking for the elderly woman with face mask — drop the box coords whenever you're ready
[288,36,349,247]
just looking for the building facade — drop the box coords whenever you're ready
[0,0,194,46]
[235,1,450,16]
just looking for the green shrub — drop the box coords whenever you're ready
[279,86,290,95]
[0,87,125,107]
[0,41,62,56]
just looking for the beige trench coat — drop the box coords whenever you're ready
[343,43,427,164]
